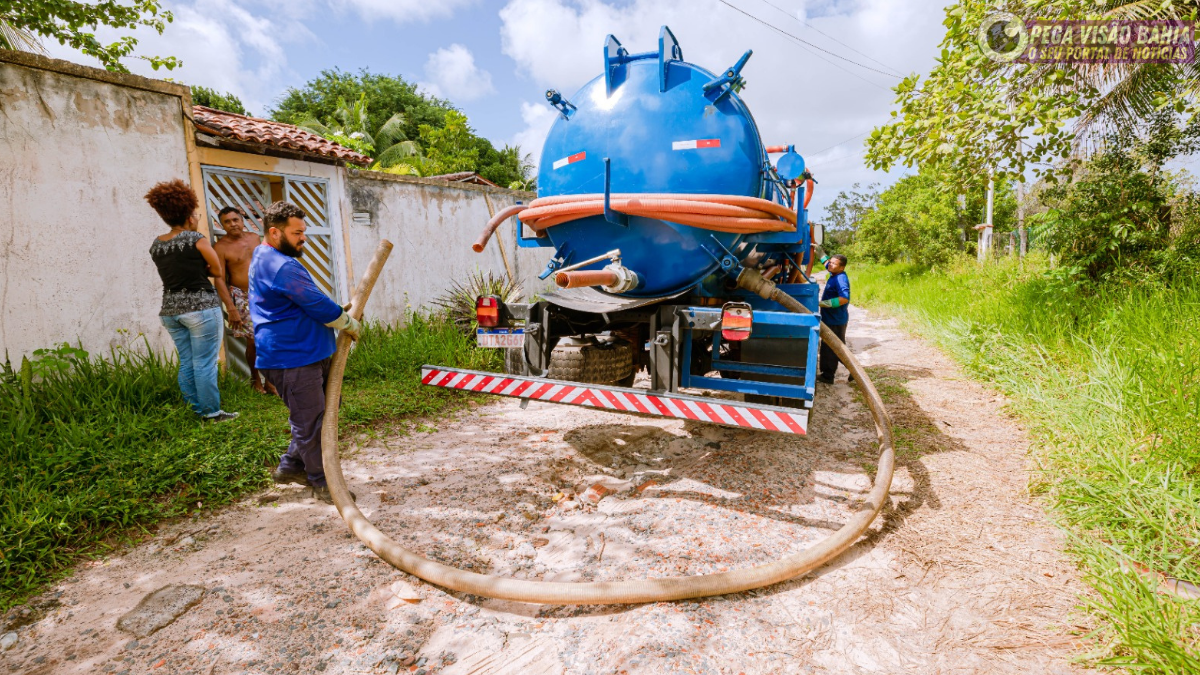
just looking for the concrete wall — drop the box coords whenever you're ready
[344,171,552,324]
[0,51,193,362]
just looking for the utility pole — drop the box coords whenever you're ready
[1016,183,1027,258]
[978,174,994,262]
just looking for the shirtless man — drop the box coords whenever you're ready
[213,206,275,395]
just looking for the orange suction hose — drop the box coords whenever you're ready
[556,269,619,289]
[472,204,527,253]
[473,195,797,253]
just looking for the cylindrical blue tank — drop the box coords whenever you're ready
[537,29,768,298]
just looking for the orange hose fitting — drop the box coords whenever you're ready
[555,269,619,289]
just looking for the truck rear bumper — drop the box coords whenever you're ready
[421,365,808,435]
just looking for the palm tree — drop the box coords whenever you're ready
[295,92,424,171]
[1016,1,1199,148]
[0,18,46,54]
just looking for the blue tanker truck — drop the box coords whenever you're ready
[422,27,831,436]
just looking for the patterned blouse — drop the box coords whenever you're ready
[149,230,221,316]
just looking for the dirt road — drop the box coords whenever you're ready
[2,306,1087,674]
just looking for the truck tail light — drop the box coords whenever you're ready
[721,302,753,341]
[476,295,501,327]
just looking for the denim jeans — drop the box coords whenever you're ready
[161,306,224,416]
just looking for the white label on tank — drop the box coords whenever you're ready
[552,151,586,169]
[672,139,721,150]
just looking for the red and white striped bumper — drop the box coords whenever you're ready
[421,366,808,435]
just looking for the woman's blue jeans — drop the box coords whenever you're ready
[161,306,224,417]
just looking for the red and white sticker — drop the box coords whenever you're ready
[672,138,721,150]
[552,151,586,170]
[421,366,808,435]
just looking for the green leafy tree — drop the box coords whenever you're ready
[1,1,180,72]
[271,69,452,146]
[190,85,248,115]
[865,1,1199,186]
[825,182,880,233]
[294,92,421,168]
[416,110,479,176]
[272,69,531,185]
[854,172,965,267]
[1038,109,1200,282]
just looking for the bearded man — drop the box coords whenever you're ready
[249,201,361,502]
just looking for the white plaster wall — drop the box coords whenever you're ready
[0,61,191,362]
[344,173,552,324]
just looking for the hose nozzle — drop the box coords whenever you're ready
[554,263,640,293]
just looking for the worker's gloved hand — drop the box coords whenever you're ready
[325,311,363,341]
[811,244,830,266]
[819,298,843,309]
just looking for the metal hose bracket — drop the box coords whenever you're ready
[322,248,895,605]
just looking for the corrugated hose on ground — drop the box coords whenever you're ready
[322,242,896,604]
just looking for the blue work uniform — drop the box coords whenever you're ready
[248,244,344,487]
[820,271,851,326]
[248,245,342,369]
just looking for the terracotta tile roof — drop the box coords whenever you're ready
[428,171,501,188]
[192,106,372,166]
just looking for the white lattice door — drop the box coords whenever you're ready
[284,177,339,303]
[202,168,269,235]
[200,167,340,303]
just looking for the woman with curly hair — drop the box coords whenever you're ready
[145,179,241,422]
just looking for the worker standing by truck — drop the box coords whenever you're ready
[816,253,851,384]
[250,201,362,503]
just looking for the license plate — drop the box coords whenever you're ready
[476,327,525,348]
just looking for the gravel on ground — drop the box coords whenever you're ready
[0,306,1088,674]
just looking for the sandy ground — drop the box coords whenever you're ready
[1,306,1089,675]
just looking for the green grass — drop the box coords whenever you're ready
[855,258,1200,672]
[0,315,498,610]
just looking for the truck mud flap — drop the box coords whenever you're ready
[421,365,808,435]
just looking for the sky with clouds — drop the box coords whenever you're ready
[42,0,948,217]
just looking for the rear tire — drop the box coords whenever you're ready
[547,338,634,386]
[503,347,527,376]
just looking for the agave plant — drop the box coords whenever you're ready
[431,271,522,334]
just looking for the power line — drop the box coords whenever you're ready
[719,0,903,82]
[811,129,872,157]
[754,0,906,78]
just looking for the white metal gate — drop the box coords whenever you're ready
[200,166,340,302]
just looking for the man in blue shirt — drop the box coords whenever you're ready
[817,253,851,384]
[250,201,361,503]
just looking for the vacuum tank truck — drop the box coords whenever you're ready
[423,26,828,435]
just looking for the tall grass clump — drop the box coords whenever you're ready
[0,314,499,609]
[856,258,1200,672]
[339,313,502,430]
[0,346,289,609]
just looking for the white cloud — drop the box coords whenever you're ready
[41,0,308,117]
[332,0,476,23]
[418,44,496,102]
[498,0,942,217]
[510,101,558,164]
